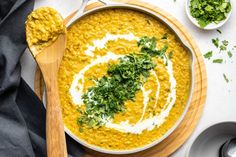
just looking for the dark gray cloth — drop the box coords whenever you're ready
[0,0,83,156]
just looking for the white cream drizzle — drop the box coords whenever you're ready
[69,52,124,106]
[84,33,139,57]
[69,33,176,134]
[138,87,152,123]
[152,70,161,109]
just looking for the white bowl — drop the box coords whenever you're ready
[186,122,236,157]
[185,0,232,30]
[40,3,195,154]
[62,4,195,154]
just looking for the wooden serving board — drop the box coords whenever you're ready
[33,0,207,157]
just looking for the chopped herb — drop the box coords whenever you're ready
[213,59,223,63]
[138,36,169,65]
[220,45,227,52]
[227,51,233,58]
[78,53,156,127]
[146,19,151,24]
[217,29,222,34]
[79,127,83,133]
[223,73,229,83]
[189,0,231,28]
[212,38,219,48]
[168,51,173,59]
[161,33,168,39]
[222,40,229,46]
[78,37,170,128]
[203,51,213,60]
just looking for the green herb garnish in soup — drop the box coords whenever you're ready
[78,37,169,127]
[190,0,231,28]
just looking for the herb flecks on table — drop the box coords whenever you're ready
[223,73,229,83]
[190,0,231,28]
[204,38,234,62]
[203,51,213,60]
[217,29,222,34]
[78,36,170,128]
[212,38,219,48]
[213,59,223,64]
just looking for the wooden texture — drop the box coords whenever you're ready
[33,1,207,157]
[28,33,68,156]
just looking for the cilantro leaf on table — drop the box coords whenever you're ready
[203,51,213,60]
[227,51,233,58]
[220,45,227,52]
[223,73,229,83]
[213,59,223,64]
[217,29,222,34]
[222,40,229,46]
[212,38,219,48]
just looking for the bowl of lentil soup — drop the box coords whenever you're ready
[58,3,194,154]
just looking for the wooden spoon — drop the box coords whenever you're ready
[25,9,67,157]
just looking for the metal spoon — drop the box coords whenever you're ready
[220,138,236,157]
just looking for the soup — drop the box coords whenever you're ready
[58,8,191,150]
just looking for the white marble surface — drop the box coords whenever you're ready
[21,0,236,156]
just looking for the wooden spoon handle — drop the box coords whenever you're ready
[46,77,67,157]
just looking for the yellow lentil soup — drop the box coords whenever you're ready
[58,8,191,151]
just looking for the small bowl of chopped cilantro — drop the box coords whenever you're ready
[186,0,232,29]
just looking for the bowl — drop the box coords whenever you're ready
[38,0,195,154]
[186,122,236,157]
[62,4,195,154]
[185,0,232,30]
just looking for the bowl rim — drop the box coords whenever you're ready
[61,4,195,155]
[185,121,236,157]
[185,0,232,30]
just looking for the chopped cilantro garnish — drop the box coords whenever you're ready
[223,73,229,83]
[78,37,170,128]
[190,0,231,28]
[168,51,173,59]
[227,51,232,58]
[79,127,83,133]
[217,29,222,34]
[78,53,156,127]
[212,38,219,48]
[222,40,229,46]
[204,51,213,60]
[220,45,227,52]
[161,33,168,39]
[213,59,223,63]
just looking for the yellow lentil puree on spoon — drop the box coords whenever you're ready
[26,7,66,55]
